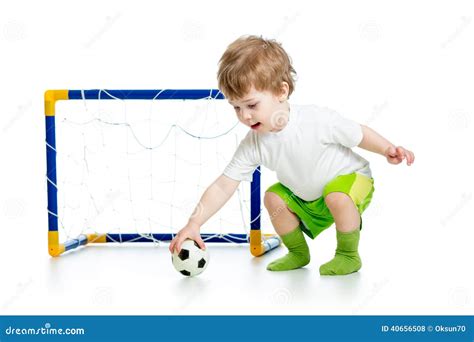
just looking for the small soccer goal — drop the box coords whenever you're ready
[44,89,281,257]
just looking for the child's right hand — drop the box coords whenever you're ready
[169,222,206,254]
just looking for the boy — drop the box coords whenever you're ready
[169,35,415,275]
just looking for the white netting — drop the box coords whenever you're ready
[53,91,273,245]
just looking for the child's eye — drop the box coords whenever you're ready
[248,103,257,109]
[233,106,240,111]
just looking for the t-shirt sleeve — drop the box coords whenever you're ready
[223,133,260,182]
[323,109,363,148]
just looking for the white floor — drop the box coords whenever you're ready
[2,202,473,315]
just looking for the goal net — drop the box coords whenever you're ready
[44,89,280,257]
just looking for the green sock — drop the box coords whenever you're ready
[267,225,310,271]
[319,228,362,276]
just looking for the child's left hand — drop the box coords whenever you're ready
[384,146,415,166]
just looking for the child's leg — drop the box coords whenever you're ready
[264,192,310,271]
[319,192,362,275]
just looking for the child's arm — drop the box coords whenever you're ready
[358,125,415,166]
[169,174,241,253]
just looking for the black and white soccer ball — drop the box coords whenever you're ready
[172,239,209,277]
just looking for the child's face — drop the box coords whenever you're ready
[228,86,289,133]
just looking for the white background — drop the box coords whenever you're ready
[0,0,473,315]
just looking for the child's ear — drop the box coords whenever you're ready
[279,82,289,102]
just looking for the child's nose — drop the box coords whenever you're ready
[241,109,252,120]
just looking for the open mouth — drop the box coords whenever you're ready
[251,122,261,129]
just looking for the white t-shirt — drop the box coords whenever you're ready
[223,104,372,201]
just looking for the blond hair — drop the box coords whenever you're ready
[217,35,297,100]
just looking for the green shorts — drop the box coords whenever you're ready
[266,172,375,239]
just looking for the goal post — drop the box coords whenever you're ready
[44,89,281,257]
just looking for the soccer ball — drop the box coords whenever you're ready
[172,239,209,277]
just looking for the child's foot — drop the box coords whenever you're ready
[267,226,310,271]
[319,253,361,275]
[267,251,310,271]
[319,228,362,276]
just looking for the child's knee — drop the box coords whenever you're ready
[324,192,354,211]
